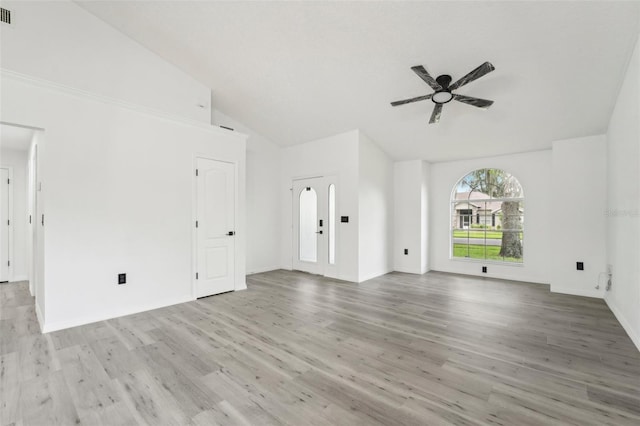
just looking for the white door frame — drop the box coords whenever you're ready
[191,154,239,299]
[0,167,13,282]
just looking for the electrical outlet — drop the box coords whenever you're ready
[118,273,126,285]
[404,249,408,255]
[482,266,487,273]
[576,262,584,271]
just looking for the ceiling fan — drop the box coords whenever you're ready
[391,62,495,123]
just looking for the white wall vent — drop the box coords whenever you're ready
[0,8,11,25]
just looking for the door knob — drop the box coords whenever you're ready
[227,231,235,236]
[316,230,323,234]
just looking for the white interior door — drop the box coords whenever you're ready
[195,158,235,298]
[292,177,337,276]
[0,168,9,282]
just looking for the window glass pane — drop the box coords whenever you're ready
[328,184,336,265]
[451,169,524,264]
[299,188,317,262]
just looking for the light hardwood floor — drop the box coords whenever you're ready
[1,270,640,425]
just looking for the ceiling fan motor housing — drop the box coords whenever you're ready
[436,74,452,89]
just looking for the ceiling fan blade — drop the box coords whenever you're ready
[453,94,494,109]
[390,94,433,107]
[411,65,442,91]
[429,103,443,124]
[449,62,495,91]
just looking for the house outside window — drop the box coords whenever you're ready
[451,169,524,263]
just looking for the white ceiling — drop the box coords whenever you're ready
[0,124,34,151]
[77,1,640,161]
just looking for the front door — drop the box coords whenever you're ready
[460,209,472,228]
[195,158,235,298]
[292,177,337,276]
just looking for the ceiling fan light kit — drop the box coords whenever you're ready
[432,89,453,104]
[391,62,495,123]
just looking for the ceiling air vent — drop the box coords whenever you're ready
[1,8,11,25]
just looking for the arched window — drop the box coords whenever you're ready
[451,169,524,263]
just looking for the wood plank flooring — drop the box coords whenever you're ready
[2,270,640,425]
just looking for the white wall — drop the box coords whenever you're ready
[281,130,393,283]
[1,74,247,332]
[606,34,640,351]
[551,135,607,298]
[1,0,248,332]
[213,110,281,274]
[393,160,426,274]
[358,132,393,282]
[280,130,360,282]
[0,148,28,281]
[0,0,211,123]
[429,150,552,284]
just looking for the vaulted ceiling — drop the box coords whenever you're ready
[77,1,640,161]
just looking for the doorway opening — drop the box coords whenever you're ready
[0,122,45,325]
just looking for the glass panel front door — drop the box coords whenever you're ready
[299,187,318,262]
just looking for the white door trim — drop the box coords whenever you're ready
[191,155,239,299]
[0,167,14,282]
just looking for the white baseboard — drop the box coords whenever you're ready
[10,275,28,283]
[279,266,359,283]
[605,296,640,352]
[430,267,549,285]
[358,269,393,283]
[551,286,604,299]
[392,267,423,275]
[246,266,280,275]
[42,295,194,333]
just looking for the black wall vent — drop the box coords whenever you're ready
[1,8,11,25]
